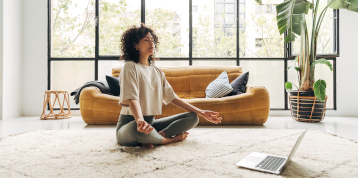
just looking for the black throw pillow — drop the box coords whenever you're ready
[226,71,249,96]
[106,75,121,96]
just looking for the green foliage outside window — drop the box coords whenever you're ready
[51,0,285,59]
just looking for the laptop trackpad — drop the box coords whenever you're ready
[246,156,262,162]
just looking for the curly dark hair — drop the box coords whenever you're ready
[119,23,159,65]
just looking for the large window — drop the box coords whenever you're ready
[99,0,141,56]
[48,0,338,110]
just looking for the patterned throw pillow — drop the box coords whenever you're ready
[226,71,249,96]
[205,71,234,98]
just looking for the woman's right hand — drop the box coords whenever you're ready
[137,119,154,134]
[198,110,222,124]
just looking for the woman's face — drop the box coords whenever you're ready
[135,32,155,56]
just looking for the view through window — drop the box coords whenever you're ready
[49,0,338,110]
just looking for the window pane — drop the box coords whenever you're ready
[192,60,236,66]
[215,4,224,12]
[215,13,225,24]
[239,3,244,12]
[239,1,284,58]
[193,6,198,12]
[240,60,285,109]
[146,0,189,57]
[225,14,235,24]
[99,0,141,56]
[51,0,95,57]
[98,60,124,81]
[292,8,336,55]
[193,0,237,57]
[154,60,189,67]
[287,60,334,109]
[51,61,95,109]
[225,4,235,13]
[239,14,244,28]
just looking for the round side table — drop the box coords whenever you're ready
[40,90,72,120]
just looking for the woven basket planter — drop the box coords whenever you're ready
[288,88,327,122]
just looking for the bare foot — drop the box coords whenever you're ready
[158,131,166,137]
[160,132,189,144]
[172,132,189,142]
[141,143,154,149]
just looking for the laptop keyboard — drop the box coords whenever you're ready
[256,156,286,172]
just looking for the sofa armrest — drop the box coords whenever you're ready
[246,84,269,96]
[79,86,102,124]
[245,84,270,124]
[245,84,270,107]
[80,87,122,124]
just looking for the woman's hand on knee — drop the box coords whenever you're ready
[137,120,154,134]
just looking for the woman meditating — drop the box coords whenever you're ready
[116,23,222,149]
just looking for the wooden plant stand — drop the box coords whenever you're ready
[40,90,72,120]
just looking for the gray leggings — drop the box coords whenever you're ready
[116,112,199,146]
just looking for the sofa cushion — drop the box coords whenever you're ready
[205,71,233,98]
[106,75,121,96]
[226,71,249,96]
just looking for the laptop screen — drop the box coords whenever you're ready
[282,129,308,168]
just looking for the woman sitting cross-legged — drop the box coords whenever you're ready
[116,23,222,149]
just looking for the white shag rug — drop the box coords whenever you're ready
[1,128,358,178]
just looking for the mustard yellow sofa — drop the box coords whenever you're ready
[79,65,270,125]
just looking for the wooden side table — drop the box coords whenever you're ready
[40,90,72,120]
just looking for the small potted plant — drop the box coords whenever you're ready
[256,0,358,121]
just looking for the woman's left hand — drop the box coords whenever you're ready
[198,110,222,124]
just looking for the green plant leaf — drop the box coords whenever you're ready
[291,14,304,35]
[329,0,342,9]
[312,58,333,71]
[330,0,358,13]
[293,1,311,14]
[285,82,293,91]
[350,0,358,9]
[276,0,312,42]
[348,1,358,12]
[313,80,326,102]
[287,65,300,71]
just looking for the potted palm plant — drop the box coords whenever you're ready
[256,0,358,122]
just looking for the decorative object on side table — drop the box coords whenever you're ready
[255,0,358,122]
[40,90,72,120]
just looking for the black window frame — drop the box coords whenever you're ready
[47,0,338,111]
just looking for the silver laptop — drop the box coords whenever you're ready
[235,129,308,175]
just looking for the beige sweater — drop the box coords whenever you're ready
[118,61,178,116]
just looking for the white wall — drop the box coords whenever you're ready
[19,1,358,117]
[0,0,23,119]
[0,0,3,119]
[22,0,78,117]
[22,0,46,117]
[332,9,358,116]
